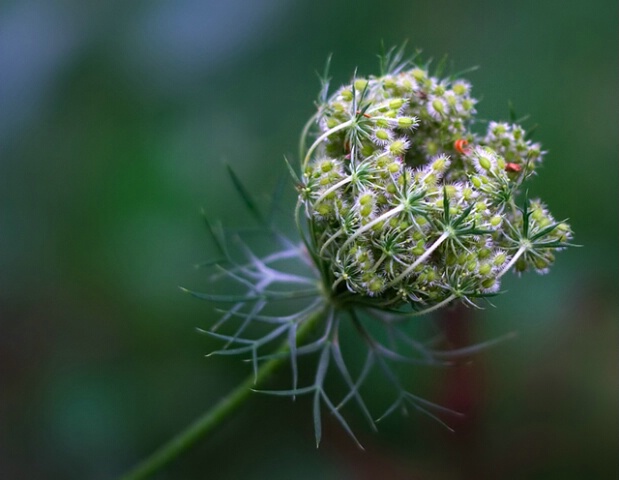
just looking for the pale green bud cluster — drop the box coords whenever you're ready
[299,63,573,309]
[483,121,544,176]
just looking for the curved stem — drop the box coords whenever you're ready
[303,119,353,170]
[339,204,404,253]
[407,294,457,317]
[299,111,319,162]
[313,176,352,206]
[386,231,449,288]
[497,245,527,279]
[319,228,345,257]
[119,307,326,480]
[369,252,387,273]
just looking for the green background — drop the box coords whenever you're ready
[1,0,617,478]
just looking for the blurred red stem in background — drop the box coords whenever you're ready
[437,303,485,480]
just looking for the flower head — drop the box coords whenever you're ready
[298,61,572,313]
[194,48,575,448]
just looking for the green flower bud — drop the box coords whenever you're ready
[389,99,405,109]
[354,79,368,91]
[341,89,353,101]
[479,263,492,276]
[397,116,415,128]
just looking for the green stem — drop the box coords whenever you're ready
[303,119,353,170]
[497,244,527,279]
[339,204,405,253]
[119,307,326,480]
[386,231,449,288]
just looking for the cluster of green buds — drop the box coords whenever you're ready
[181,51,577,451]
[299,60,573,311]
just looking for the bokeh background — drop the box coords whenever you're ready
[1,0,617,479]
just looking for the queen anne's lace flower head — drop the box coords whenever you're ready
[191,50,576,449]
[299,61,573,310]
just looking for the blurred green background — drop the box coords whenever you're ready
[1,0,617,479]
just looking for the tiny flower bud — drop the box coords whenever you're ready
[389,139,409,156]
[490,215,502,227]
[354,79,368,91]
[397,117,416,128]
[479,263,492,276]
[389,98,405,109]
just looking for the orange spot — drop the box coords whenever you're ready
[454,139,470,154]
[505,162,522,173]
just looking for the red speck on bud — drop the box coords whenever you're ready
[454,139,471,155]
[505,162,522,173]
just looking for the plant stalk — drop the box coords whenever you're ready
[119,307,326,480]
